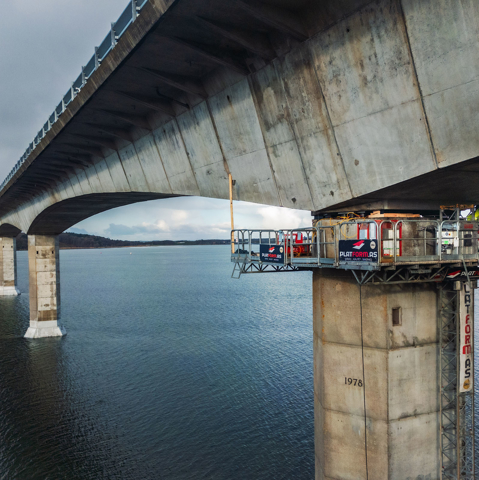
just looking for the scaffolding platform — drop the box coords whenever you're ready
[231,210,479,284]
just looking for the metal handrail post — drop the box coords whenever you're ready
[439,222,442,261]
[379,220,384,263]
[333,223,341,265]
[95,47,100,69]
[283,231,287,265]
[394,221,398,263]
[316,227,321,266]
[111,22,117,47]
[285,231,290,265]
[423,223,427,257]
[456,217,460,256]
[132,0,138,19]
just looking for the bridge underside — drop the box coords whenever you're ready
[321,155,479,214]
[27,193,177,235]
[1,0,478,236]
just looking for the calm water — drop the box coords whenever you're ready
[0,246,314,480]
[1,246,479,479]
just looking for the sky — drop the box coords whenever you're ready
[0,0,312,241]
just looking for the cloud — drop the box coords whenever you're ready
[257,206,312,230]
[104,218,232,239]
[69,196,313,241]
[105,220,171,236]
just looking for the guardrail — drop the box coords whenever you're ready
[0,0,150,192]
[232,219,479,269]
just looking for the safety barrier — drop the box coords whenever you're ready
[231,218,479,269]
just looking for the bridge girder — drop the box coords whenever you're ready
[0,0,478,234]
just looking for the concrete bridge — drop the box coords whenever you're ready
[1,0,478,478]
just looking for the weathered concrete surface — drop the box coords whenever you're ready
[0,237,20,296]
[313,269,440,479]
[1,0,479,234]
[24,235,65,338]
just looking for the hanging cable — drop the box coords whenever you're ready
[359,284,369,479]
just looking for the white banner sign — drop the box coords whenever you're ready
[459,284,474,393]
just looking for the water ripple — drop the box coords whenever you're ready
[0,246,313,479]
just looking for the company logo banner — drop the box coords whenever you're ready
[259,245,284,264]
[445,267,479,281]
[459,284,474,393]
[338,240,378,263]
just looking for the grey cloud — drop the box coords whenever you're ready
[0,0,132,180]
[105,223,168,236]
[104,222,230,239]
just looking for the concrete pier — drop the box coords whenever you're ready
[0,237,20,296]
[24,235,65,338]
[313,269,440,479]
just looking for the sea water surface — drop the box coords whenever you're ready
[0,246,313,479]
[1,245,479,479]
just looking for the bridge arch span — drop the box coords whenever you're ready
[0,223,22,237]
[26,192,178,236]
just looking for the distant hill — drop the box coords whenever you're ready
[15,232,229,251]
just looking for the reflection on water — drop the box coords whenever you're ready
[0,246,314,479]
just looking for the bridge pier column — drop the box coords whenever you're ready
[0,237,20,296]
[313,269,440,479]
[24,235,65,338]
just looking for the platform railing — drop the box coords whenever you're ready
[391,219,440,263]
[0,0,149,192]
[231,218,479,269]
[287,227,337,266]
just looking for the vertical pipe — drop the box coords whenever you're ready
[229,173,234,254]
[456,280,469,478]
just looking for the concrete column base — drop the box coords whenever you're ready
[0,236,19,296]
[24,320,66,338]
[314,269,440,479]
[0,286,20,296]
[27,235,62,339]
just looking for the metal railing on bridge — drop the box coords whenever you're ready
[0,0,149,192]
[231,218,479,273]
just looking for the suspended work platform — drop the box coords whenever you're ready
[231,209,479,284]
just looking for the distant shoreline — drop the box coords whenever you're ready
[16,232,229,251]
[58,243,229,250]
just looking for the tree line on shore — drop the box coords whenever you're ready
[15,233,229,250]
